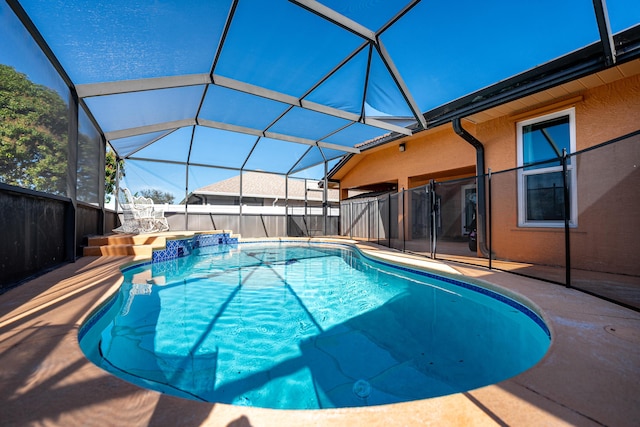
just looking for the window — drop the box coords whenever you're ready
[517,108,577,227]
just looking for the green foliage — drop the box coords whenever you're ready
[0,64,69,195]
[105,149,124,202]
[76,130,99,202]
[137,188,175,204]
[0,64,123,203]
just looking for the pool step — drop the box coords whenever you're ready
[83,244,154,257]
[87,235,166,246]
[82,230,240,257]
[83,233,168,257]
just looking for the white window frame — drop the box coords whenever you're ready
[516,108,578,228]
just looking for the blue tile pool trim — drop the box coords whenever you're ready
[78,290,118,342]
[150,233,238,263]
[120,232,238,274]
[354,249,551,338]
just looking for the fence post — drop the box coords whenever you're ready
[388,193,392,248]
[430,180,437,259]
[488,169,492,270]
[184,163,189,231]
[367,200,371,241]
[562,149,571,288]
[376,199,380,245]
[349,201,353,239]
[402,189,406,252]
[324,161,328,236]
[239,171,243,237]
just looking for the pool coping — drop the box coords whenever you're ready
[1,235,638,426]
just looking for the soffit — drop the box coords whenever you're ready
[465,59,640,124]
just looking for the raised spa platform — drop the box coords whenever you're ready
[82,230,239,257]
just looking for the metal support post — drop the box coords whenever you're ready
[402,189,405,252]
[184,164,189,231]
[285,175,289,237]
[239,171,243,237]
[387,193,391,248]
[115,159,121,220]
[430,180,437,259]
[349,201,353,239]
[98,138,106,235]
[562,149,572,287]
[323,160,328,236]
[66,93,78,261]
[488,169,492,270]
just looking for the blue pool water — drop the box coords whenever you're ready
[80,242,550,409]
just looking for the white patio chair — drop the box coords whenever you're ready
[113,188,170,234]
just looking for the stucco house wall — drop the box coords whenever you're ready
[335,71,640,276]
[478,74,640,274]
[337,126,477,193]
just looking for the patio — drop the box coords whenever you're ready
[1,238,638,426]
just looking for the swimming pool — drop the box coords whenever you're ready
[79,240,550,409]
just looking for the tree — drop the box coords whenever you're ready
[0,64,68,195]
[0,65,126,203]
[105,149,124,202]
[137,188,175,204]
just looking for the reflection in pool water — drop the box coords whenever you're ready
[80,242,550,409]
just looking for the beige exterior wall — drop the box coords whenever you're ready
[337,127,477,193]
[479,74,640,170]
[479,74,640,273]
[336,72,640,275]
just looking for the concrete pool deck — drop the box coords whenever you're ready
[1,237,639,426]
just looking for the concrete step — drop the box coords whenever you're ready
[82,230,240,258]
[83,244,153,257]
[86,234,167,247]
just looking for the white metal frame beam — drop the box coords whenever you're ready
[121,128,178,158]
[77,74,411,137]
[197,118,263,138]
[289,0,376,41]
[290,0,427,130]
[106,116,360,155]
[212,75,412,135]
[375,40,428,129]
[198,118,360,154]
[592,0,616,66]
[104,119,196,141]
[76,74,212,98]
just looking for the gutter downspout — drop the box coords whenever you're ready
[452,118,490,257]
